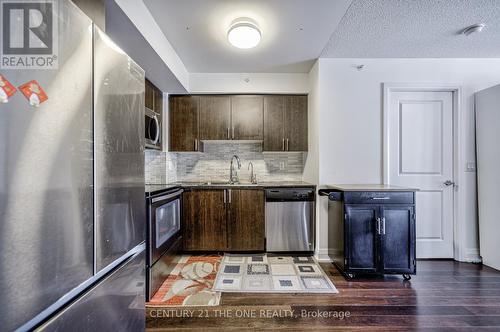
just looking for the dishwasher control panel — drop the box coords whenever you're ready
[265,188,315,202]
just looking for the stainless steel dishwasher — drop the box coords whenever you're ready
[265,188,315,252]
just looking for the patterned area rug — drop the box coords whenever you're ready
[147,255,222,307]
[213,254,338,293]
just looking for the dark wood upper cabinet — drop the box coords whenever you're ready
[231,95,264,140]
[154,88,163,114]
[284,95,308,151]
[182,189,227,251]
[145,79,155,110]
[169,96,199,152]
[263,95,308,151]
[199,96,231,140]
[227,189,265,251]
[263,96,286,151]
[168,94,307,151]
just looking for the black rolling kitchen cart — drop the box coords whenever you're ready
[319,185,417,280]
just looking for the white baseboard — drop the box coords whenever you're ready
[459,248,482,263]
[315,248,331,262]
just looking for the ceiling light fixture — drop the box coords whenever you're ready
[227,19,261,49]
[462,23,485,36]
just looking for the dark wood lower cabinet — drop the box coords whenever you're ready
[324,189,416,279]
[381,206,416,273]
[182,188,265,251]
[344,203,416,277]
[182,189,227,251]
[227,189,265,251]
[345,205,379,273]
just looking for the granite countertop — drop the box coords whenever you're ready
[146,181,315,194]
[174,181,316,189]
[324,184,418,192]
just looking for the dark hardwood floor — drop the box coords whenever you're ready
[146,260,500,331]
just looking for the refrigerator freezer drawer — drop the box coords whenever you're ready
[38,249,145,332]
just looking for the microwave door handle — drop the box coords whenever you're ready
[151,189,184,203]
[147,115,152,142]
[153,115,160,144]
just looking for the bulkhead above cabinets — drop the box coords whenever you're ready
[169,94,308,152]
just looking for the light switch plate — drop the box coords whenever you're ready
[466,162,476,172]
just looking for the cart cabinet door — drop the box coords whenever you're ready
[380,206,416,274]
[345,205,379,273]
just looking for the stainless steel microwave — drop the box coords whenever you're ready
[145,107,161,150]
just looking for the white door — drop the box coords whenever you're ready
[386,91,454,258]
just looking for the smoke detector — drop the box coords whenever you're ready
[462,23,485,36]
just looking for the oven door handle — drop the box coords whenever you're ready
[151,189,183,203]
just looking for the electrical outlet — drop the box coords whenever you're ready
[279,161,285,170]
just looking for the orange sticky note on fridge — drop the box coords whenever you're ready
[0,74,17,103]
[19,80,48,107]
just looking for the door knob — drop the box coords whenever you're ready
[444,180,455,187]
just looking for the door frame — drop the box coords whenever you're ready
[382,83,463,261]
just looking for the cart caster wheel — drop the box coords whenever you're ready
[402,274,411,281]
[346,273,355,279]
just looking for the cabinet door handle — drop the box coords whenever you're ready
[228,189,232,203]
[227,127,230,139]
[223,189,226,204]
[282,138,285,151]
[372,197,390,200]
[376,217,381,235]
[286,138,290,151]
[382,217,386,235]
[232,127,235,140]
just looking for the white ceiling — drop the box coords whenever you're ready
[321,0,500,58]
[143,0,352,73]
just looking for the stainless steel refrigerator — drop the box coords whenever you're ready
[476,84,500,271]
[0,1,146,331]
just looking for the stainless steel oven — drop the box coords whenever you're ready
[145,107,161,150]
[146,187,183,300]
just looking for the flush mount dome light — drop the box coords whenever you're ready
[227,19,261,49]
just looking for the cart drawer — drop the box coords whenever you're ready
[344,191,414,204]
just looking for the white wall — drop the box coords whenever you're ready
[314,58,500,262]
[189,73,309,94]
[105,0,186,94]
[303,62,328,260]
[113,0,189,90]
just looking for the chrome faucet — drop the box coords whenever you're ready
[229,155,241,184]
[248,162,257,184]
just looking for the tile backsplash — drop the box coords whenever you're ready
[145,142,306,184]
